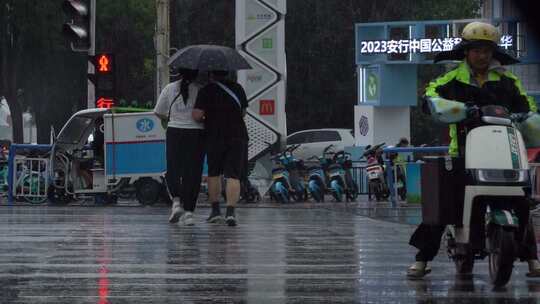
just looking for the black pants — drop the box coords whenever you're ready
[410,199,538,262]
[165,128,205,212]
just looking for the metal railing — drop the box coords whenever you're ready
[12,157,49,204]
[350,162,369,195]
[382,146,449,207]
[7,144,52,204]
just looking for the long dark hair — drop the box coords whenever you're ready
[178,68,198,103]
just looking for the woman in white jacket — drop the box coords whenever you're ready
[154,69,205,226]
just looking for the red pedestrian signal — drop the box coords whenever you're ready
[93,53,115,108]
[97,54,112,73]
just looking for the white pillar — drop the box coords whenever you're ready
[236,0,287,160]
[354,105,411,147]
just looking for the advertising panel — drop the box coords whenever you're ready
[237,0,287,159]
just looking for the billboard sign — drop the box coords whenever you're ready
[358,35,513,55]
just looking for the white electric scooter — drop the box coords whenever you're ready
[426,97,535,287]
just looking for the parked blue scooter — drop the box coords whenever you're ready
[325,148,347,202]
[306,145,333,202]
[269,145,307,203]
[333,151,359,202]
[320,147,359,202]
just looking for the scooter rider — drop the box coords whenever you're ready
[407,21,540,278]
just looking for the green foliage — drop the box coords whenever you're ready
[0,0,78,142]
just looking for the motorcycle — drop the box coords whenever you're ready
[363,143,390,201]
[269,144,307,203]
[427,98,535,286]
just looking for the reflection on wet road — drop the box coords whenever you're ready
[0,205,539,303]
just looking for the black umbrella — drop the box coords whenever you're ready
[168,44,252,71]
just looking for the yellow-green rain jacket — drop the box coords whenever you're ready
[425,62,537,156]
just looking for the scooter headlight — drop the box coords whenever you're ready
[475,169,529,183]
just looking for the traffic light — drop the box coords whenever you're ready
[94,53,116,108]
[62,0,93,51]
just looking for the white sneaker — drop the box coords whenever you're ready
[179,212,195,226]
[407,261,431,278]
[168,199,183,223]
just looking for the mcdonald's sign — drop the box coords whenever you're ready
[259,99,275,115]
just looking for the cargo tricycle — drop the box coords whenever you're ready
[47,108,167,205]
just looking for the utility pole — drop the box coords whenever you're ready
[155,0,170,101]
[88,0,96,109]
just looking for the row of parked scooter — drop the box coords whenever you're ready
[269,144,359,203]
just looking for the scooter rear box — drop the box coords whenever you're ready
[420,156,465,225]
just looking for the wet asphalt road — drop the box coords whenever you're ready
[1,201,540,303]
